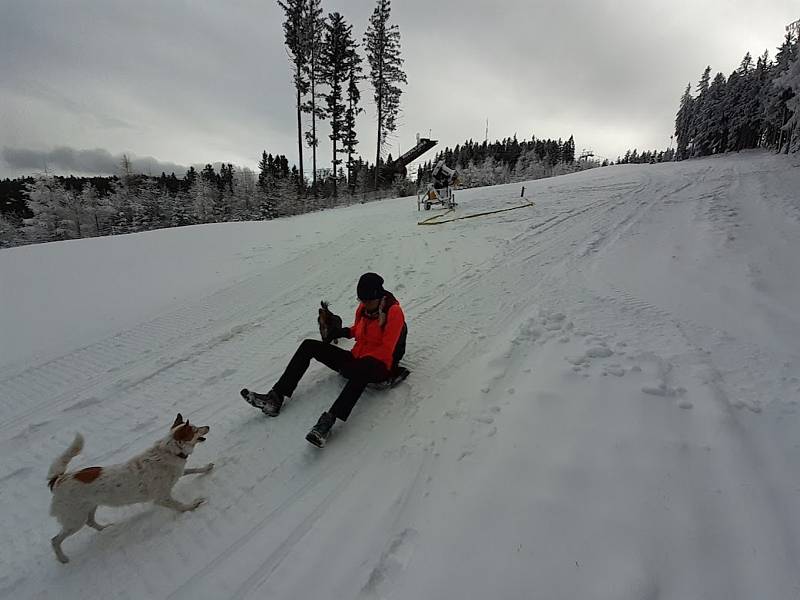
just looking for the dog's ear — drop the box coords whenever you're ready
[172,413,184,429]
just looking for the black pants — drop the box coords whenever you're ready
[274,339,390,421]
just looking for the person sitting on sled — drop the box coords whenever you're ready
[241,272,408,447]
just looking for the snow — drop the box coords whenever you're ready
[1,151,800,599]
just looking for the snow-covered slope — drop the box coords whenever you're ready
[1,151,799,599]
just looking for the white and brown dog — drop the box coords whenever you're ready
[47,413,213,563]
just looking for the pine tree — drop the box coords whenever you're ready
[562,135,575,163]
[726,52,762,151]
[184,166,198,189]
[277,0,309,192]
[157,177,175,227]
[776,36,800,152]
[109,154,143,233]
[58,188,87,238]
[257,155,275,218]
[0,213,19,247]
[302,0,326,196]
[697,72,729,154]
[192,164,218,223]
[170,191,194,227]
[136,178,163,230]
[321,12,358,199]
[81,182,110,236]
[284,158,293,183]
[214,163,234,221]
[364,0,407,189]
[675,84,694,159]
[24,173,69,242]
[691,67,712,156]
[231,166,257,220]
[673,28,800,157]
[765,32,799,151]
[749,50,771,148]
[257,151,272,191]
[697,65,711,96]
[344,41,364,193]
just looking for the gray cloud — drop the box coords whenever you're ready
[10,79,134,131]
[0,0,797,177]
[2,146,188,177]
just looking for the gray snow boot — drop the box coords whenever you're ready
[240,388,284,417]
[306,411,336,448]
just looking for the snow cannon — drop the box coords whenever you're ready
[417,159,458,210]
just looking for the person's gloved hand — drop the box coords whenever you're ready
[318,302,343,344]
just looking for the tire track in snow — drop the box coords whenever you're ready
[165,458,362,600]
[0,231,368,438]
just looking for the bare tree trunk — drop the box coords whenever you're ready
[778,105,786,153]
[74,208,82,238]
[375,109,381,190]
[375,70,383,191]
[296,87,304,192]
[311,73,318,196]
[332,139,338,199]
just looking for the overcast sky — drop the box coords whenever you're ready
[1,0,797,178]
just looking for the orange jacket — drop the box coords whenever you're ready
[347,295,405,371]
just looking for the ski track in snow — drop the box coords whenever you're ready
[1,151,800,599]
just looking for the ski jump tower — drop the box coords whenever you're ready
[380,136,438,183]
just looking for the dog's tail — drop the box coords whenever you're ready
[47,433,84,491]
